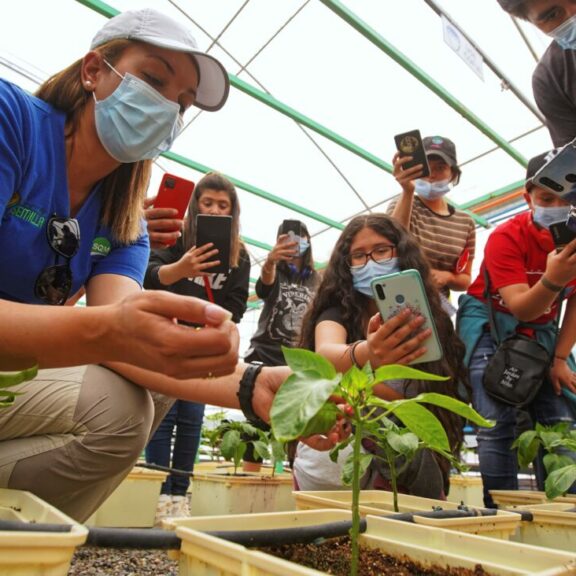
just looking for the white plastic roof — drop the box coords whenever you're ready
[0,0,555,345]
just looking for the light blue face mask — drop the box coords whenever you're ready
[533,205,572,230]
[414,179,451,200]
[350,257,401,298]
[94,61,183,163]
[297,237,310,256]
[549,14,576,50]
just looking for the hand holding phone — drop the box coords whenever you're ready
[371,269,442,365]
[549,220,576,252]
[195,214,232,274]
[150,173,195,247]
[394,129,430,179]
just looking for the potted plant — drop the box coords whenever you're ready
[188,419,294,516]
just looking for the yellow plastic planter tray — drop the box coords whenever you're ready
[490,490,576,507]
[504,502,576,553]
[85,466,167,527]
[188,468,295,516]
[294,490,520,539]
[447,474,485,508]
[167,509,576,576]
[0,488,88,576]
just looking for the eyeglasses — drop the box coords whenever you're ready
[346,244,396,269]
[35,216,81,305]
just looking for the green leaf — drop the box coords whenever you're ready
[300,402,341,438]
[389,401,450,452]
[220,430,241,460]
[271,439,286,464]
[540,431,565,451]
[410,392,494,428]
[342,452,372,486]
[271,371,341,442]
[329,436,353,463]
[281,347,337,380]
[252,440,270,461]
[514,430,540,469]
[543,453,575,474]
[544,465,576,500]
[373,364,448,383]
[387,431,419,456]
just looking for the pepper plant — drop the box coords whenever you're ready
[271,347,493,576]
[513,422,576,500]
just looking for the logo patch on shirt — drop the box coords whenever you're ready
[9,202,45,228]
[91,237,111,257]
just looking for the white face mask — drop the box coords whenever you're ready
[532,205,572,230]
[93,61,183,163]
[414,179,451,200]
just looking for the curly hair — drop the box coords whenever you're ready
[299,213,471,474]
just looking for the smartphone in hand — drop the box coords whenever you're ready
[371,269,442,365]
[549,220,576,252]
[195,214,232,274]
[394,129,430,179]
[280,219,302,243]
[153,173,195,246]
[532,140,576,203]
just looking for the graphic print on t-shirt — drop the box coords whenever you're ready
[265,279,315,343]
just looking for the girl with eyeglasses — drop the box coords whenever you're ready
[0,9,290,522]
[292,214,470,499]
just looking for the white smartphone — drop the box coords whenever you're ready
[532,140,576,203]
[371,269,443,365]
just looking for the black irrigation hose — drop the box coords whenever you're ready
[385,508,497,523]
[86,527,181,550]
[135,462,194,478]
[0,520,72,532]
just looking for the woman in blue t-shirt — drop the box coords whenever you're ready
[0,8,285,522]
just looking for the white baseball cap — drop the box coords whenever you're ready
[91,8,230,112]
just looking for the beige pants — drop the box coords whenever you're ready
[0,365,174,522]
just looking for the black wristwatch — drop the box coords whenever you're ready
[237,362,269,428]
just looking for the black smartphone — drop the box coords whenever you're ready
[195,214,232,274]
[280,219,302,243]
[532,140,576,203]
[394,129,430,178]
[549,220,576,251]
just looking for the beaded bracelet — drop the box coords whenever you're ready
[349,340,365,369]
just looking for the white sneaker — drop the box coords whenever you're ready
[154,494,173,527]
[171,495,191,517]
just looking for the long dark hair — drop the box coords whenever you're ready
[183,172,244,267]
[299,214,470,469]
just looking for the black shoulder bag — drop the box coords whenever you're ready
[482,270,562,407]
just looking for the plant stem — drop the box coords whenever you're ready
[389,452,399,513]
[350,419,363,576]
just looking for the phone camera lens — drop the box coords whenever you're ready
[375,284,386,300]
[396,295,405,304]
[539,177,564,193]
[566,173,576,183]
[165,177,176,189]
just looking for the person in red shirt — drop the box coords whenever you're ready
[457,150,576,507]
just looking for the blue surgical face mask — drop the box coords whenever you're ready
[94,61,184,163]
[414,179,451,200]
[548,14,576,50]
[350,257,401,298]
[532,205,571,230]
[297,237,310,256]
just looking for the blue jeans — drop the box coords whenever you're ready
[470,332,576,508]
[145,400,205,496]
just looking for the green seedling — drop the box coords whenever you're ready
[271,347,493,576]
[513,422,576,500]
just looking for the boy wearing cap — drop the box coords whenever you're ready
[497,0,576,147]
[389,135,476,305]
[457,150,576,507]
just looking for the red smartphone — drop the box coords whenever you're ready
[153,173,195,246]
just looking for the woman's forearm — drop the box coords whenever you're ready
[0,300,113,370]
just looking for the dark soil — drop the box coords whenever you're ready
[68,547,178,576]
[260,536,490,576]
